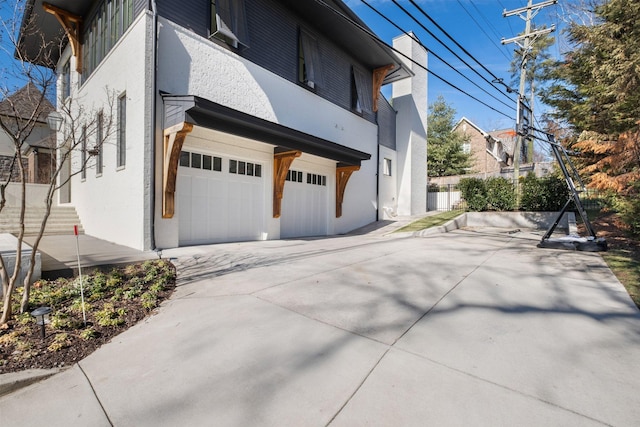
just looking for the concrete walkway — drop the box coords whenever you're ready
[2,226,640,426]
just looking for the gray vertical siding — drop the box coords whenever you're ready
[157,0,209,35]
[377,96,396,150]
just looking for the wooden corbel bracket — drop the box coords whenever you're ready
[273,150,301,218]
[43,3,83,73]
[372,64,395,112]
[336,165,360,218]
[162,122,194,218]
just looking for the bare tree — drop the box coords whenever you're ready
[0,4,115,324]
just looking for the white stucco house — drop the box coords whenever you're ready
[19,0,427,251]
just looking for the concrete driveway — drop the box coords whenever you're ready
[2,228,639,426]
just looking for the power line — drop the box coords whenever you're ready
[361,0,516,112]
[309,0,514,119]
[457,0,511,61]
[404,0,518,97]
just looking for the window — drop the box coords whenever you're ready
[383,158,392,176]
[286,170,303,183]
[82,0,134,80]
[210,0,249,48]
[96,112,103,176]
[179,151,223,172]
[179,151,190,167]
[81,126,87,180]
[229,158,261,177]
[117,93,126,168]
[462,142,471,154]
[351,67,372,114]
[191,153,202,169]
[307,173,327,186]
[61,61,70,100]
[298,29,323,89]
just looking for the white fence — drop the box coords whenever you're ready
[427,189,463,212]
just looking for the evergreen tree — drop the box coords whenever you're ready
[540,0,640,135]
[427,96,472,177]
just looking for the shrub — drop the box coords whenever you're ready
[485,177,517,211]
[520,173,568,211]
[612,182,640,236]
[458,178,487,211]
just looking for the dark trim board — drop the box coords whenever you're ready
[162,94,371,167]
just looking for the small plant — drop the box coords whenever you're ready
[47,333,71,352]
[69,298,91,315]
[140,291,158,311]
[80,327,98,340]
[95,303,126,327]
[123,283,143,300]
[50,312,82,330]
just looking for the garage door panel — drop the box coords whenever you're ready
[178,151,265,246]
[281,168,329,239]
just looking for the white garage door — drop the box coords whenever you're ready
[281,168,329,238]
[177,150,264,245]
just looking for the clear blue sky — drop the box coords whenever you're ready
[348,0,563,132]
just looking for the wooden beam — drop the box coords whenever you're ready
[372,64,395,112]
[273,150,301,218]
[43,3,83,73]
[336,165,360,218]
[162,122,194,218]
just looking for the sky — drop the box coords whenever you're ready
[346,0,565,132]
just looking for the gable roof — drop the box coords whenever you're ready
[453,117,488,137]
[0,82,55,123]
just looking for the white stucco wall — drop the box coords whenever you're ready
[62,13,152,250]
[378,146,398,219]
[392,33,428,216]
[155,18,379,241]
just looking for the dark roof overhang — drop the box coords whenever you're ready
[163,94,371,167]
[17,0,93,68]
[280,0,412,84]
[19,0,412,84]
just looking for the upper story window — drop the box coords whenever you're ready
[210,0,250,48]
[117,93,126,168]
[96,111,104,176]
[351,67,372,115]
[298,29,323,90]
[82,0,134,80]
[462,142,471,154]
[61,60,71,100]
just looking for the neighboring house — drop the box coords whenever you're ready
[453,117,514,178]
[0,83,56,184]
[430,117,552,187]
[18,0,427,250]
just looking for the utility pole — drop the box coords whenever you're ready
[502,0,556,182]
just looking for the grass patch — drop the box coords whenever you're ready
[395,210,464,233]
[602,250,640,308]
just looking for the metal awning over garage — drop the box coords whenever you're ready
[161,94,371,220]
[162,94,371,167]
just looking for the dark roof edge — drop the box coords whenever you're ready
[162,94,371,166]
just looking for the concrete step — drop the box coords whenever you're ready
[0,206,83,236]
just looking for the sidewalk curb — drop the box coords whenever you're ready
[0,368,65,397]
